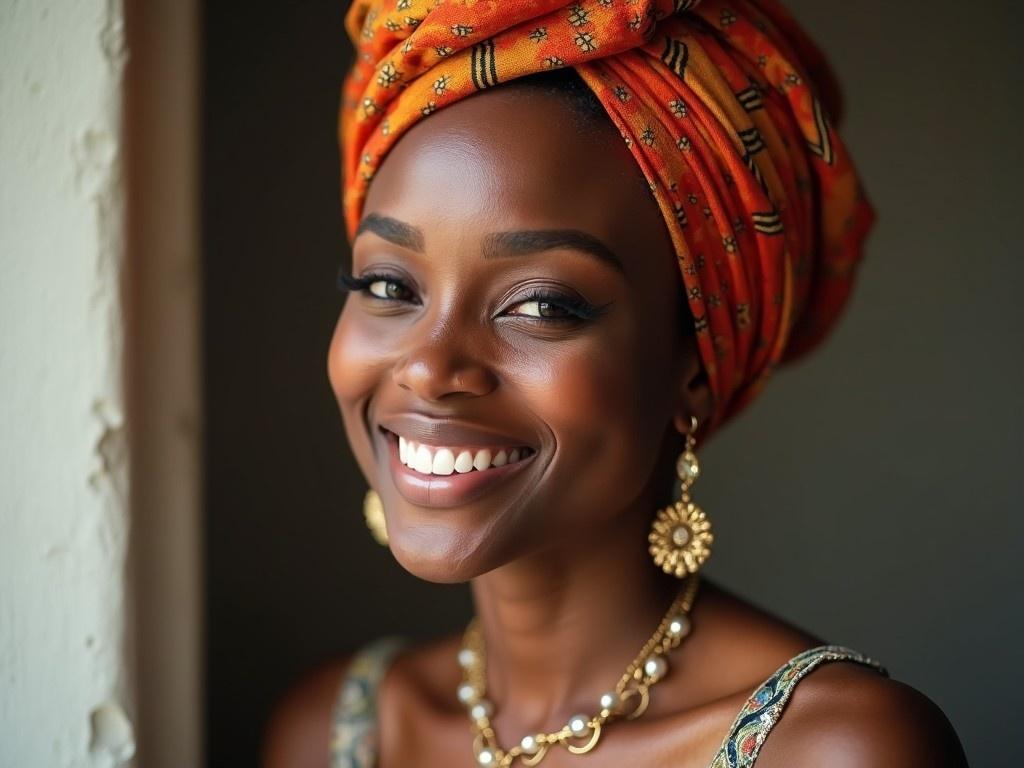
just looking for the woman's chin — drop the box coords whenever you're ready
[385,525,496,584]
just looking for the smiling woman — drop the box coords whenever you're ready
[262,2,967,767]
[331,81,693,580]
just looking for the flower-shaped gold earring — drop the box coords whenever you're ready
[363,489,388,546]
[648,415,713,577]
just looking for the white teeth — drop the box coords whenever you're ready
[454,451,474,473]
[432,448,455,475]
[414,444,433,474]
[472,449,492,471]
[395,436,530,476]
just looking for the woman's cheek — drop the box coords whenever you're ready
[328,306,387,404]
[327,308,393,475]
[518,338,660,511]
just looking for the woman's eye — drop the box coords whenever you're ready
[504,291,610,323]
[368,279,413,301]
[509,299,573,319]
[337,270,420,304]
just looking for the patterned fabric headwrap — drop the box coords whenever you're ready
[340,0,874,442]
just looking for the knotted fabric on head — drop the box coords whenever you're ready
[340,0,875,443]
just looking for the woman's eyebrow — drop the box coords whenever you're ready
[354,213,425,252]
[354,214,624,273]
[482,229,624,273]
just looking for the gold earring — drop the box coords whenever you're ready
[649,415,713,577]
[363,489,388,546]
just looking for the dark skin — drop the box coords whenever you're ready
[264,87,968,767]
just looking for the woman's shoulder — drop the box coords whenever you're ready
[750,658,968,767]
[262,657,351,768]
[260,633,460,768]
[690,582,967,767]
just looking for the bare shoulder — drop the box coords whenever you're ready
[687,582,968,766]
[755,661,968,768]
[261,657,351,768]
[260,633,463,768]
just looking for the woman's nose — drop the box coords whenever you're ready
[390,329,498,402]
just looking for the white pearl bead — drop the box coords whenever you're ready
[520,735,540,754]
[457,683,479,705]
[643,654,668,682]
[457,648,477,668]
[667,614,691,639]
[477,748,496,765]
[671,525,691,547]
[469,699,493,721]
[599,691,619,711]
[567,714,591,737]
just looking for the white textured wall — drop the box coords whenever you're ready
[0,0,135,765]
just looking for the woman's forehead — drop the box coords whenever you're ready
[361,87,666,253]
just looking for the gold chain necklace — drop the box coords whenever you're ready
[456,574,700,767]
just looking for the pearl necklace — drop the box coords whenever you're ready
[456,574,700,767]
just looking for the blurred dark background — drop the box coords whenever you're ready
[203,2,1023,766]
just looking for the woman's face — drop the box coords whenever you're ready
[328,86,707,582]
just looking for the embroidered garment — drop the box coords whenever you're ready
[339,0,875,442]
[330,637,409,768]
[329,639,886,767]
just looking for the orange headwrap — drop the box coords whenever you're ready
[340,0,874,441]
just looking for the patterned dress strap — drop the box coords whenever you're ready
[330,636,408,768]
[707,644,888,768]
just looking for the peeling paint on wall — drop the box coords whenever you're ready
[0,0,132,765]
[89,399,127,499]
[89,702,136,764]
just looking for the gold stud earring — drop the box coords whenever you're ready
[648,415,713,577]
[363,489,388,546]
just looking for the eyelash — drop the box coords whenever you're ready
[337,270,607,322]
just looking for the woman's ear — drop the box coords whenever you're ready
[672,332,713,435]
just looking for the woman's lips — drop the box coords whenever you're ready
[381,429,536,508]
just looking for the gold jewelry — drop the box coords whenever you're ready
[363,489,388,545]
[648,415,713,577]
[457,574,699,767]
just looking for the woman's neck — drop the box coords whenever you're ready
[466,500,682,736]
